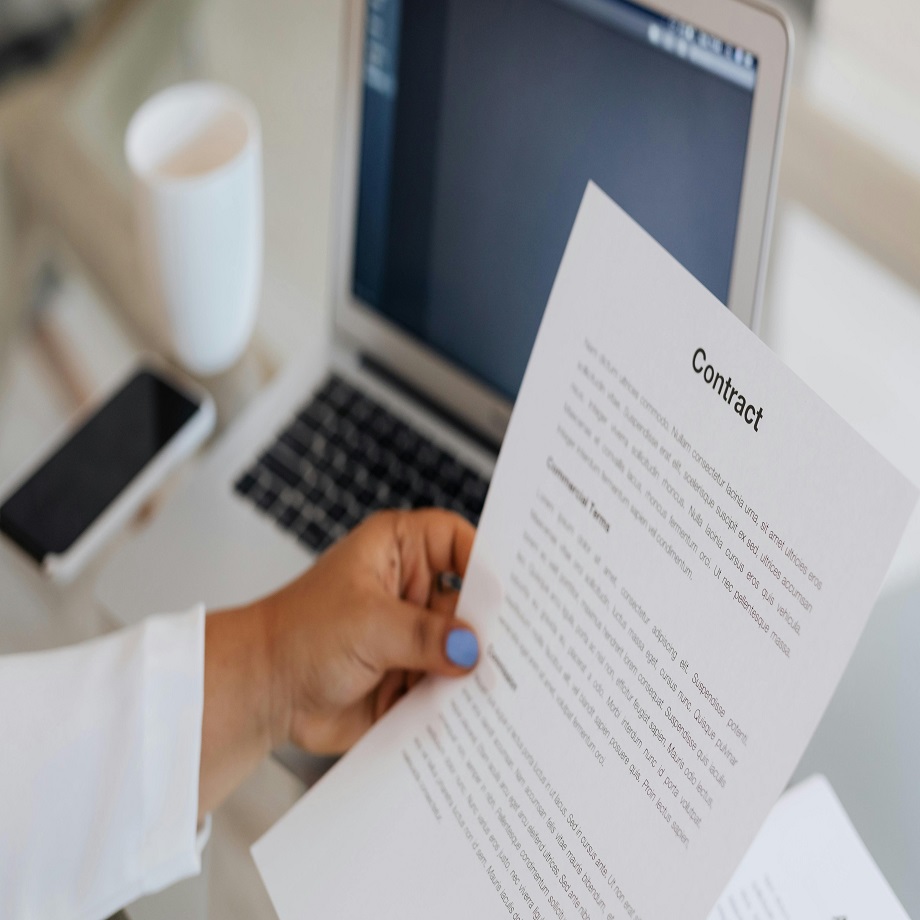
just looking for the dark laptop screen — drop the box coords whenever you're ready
[353,0,758,400]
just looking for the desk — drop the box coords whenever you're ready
[1,0,919,916]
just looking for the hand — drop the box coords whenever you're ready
[199,509,479,817]
[263,508,479,753]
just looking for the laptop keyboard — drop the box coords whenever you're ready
[233,374,490,554]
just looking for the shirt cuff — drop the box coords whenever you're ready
[136,603,208,896]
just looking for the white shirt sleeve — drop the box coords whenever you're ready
[0,605,208,920]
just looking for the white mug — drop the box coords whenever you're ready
[126,82,263,376]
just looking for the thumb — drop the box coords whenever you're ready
[371,597,480,676]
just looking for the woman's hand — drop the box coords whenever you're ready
[262,507,479,753]
[199,509,479,817]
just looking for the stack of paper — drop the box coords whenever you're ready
[711,775,909,919]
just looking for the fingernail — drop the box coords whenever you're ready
[446,628,479,668]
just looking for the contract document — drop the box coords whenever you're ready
[253,183,917,919]
[710,775,909,919]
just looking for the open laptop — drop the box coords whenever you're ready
[97,0,792,625]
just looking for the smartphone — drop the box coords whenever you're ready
[0,364,215,582]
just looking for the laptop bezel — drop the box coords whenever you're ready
[331,0,792,447]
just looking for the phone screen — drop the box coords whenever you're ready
[0,370,199,563]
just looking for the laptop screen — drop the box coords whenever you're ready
[352,0,758,401]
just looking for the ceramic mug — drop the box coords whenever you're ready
[126,82,263,376]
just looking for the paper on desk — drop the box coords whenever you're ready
[253,183,917,919]
[709,775,909,919]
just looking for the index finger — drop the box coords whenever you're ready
[394,508,476,607]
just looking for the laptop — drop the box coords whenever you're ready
[97,0,792,626]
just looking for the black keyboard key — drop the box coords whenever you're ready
[409,480,442,508]
[414,443,442,478]
[327,465,352,491]
[298,520,328,551]
[389,470,415,497]
[319,438,344,468]
[367,457,390,480]
[299,483,325,506]
[367,408,395,440]
[377,422,404,454]
[235,472,257,495]
[298,402,334,431]
[276,505,300,530]
[374,481,393,504]
[280,428,311,457]
[340,511,362,532]
[349,463,370,487]
[440,456,466,480]
[318,381,346,409]
[391,428,421,463]
[439,477,465,500]
[355,484,377,507]
[328,446,351,471]
[296,405,321,428]
[352,430,380,459]
[256,488,279,510]
[348,395,375,424]
[410,491,433,510]
[460,475,488,506]
[297,413,322,436]
[259,450,301,487]
[327,426,348,449]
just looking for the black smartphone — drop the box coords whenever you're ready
[0,366,214,581]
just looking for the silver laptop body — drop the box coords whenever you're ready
[96,0,791,627]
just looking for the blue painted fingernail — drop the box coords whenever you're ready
[446,628,479,668]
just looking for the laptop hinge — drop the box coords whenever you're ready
[359,354,502,456]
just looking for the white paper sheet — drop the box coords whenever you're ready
[253,184,917,920]
[709,775,909,919]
